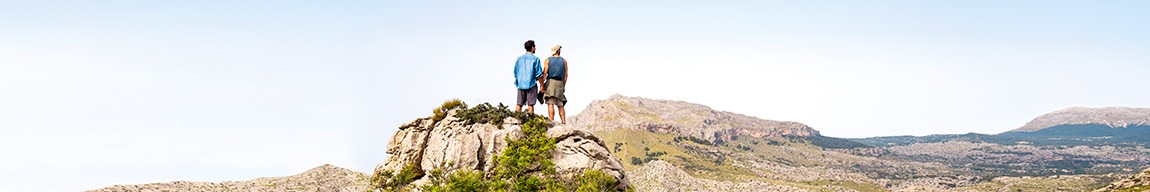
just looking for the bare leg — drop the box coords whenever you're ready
[526,105,534,114]
[558,106,566,124]
[515,105,522,112]
[547,103,556,121]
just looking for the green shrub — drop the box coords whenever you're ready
[492,116,563,191]
[445,170,488,191]
[432,99,467,123]
[574,170,619,192]
[422,169,489,192]
[455,102,538,126]
[370,163,424,191]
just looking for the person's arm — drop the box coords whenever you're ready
[541,59,549,92]
[563,58,568,87]
[542,58,550,80]
[513,59,519,85]
[535,58,545,92]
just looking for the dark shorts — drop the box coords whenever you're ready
[516,87,538,106]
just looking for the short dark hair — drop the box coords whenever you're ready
[524,40,535,52]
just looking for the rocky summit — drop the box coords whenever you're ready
[570,94,819,144]
[372,106,630,191]
[88,164,369,192]
[1013,107,1150,132]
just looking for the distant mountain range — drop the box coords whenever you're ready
[855,107,1150,147]
[582,95,1149,191]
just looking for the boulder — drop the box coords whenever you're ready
[548,126,630,190]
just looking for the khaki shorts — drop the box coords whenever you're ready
[546,97,565,107]
[544,79,566,107]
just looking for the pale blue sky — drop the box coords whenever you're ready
[2,1,1148,191]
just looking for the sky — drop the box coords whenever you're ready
[2,0,1148,191]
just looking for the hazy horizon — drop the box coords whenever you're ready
[3,1,1149,191]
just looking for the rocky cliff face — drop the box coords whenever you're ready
[88,164,369,192]
[376,111,523,180]
[570,94,819,143]
[1013,107,1150,132]
[373,109,630,190]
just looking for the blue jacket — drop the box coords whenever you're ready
[514,53,542,90]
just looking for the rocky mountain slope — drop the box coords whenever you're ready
[1013,107,1150,132]
[630,160,810,192]
[1095,167,1150,192]
[570,94,819,144]
[88,164,369,192]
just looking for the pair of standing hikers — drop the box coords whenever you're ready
[513,40,568,124]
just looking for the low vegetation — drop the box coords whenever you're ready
[370,163,423,191]
[456,102,532,126]
[431,99,466,123]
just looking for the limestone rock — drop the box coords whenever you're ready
[548,126,630,190]
[418,112,521,174]
[372,109,630,190]
[376,117,433,176]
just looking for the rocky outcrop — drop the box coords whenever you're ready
[1013,107,1150,132]
[547,126,630,189]
[373,109,630,190]
[88,164,369,192]
[569,94,819,143]
[376,110,523,181]
[1095,167,1150,192]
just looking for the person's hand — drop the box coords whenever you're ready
[539,86,545,92]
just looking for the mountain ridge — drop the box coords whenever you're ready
[1013,106,1150,132]
[570,94,820,144]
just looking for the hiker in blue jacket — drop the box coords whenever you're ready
[513,40,544,113]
